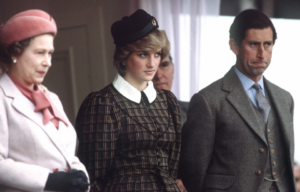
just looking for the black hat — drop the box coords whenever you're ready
[111,9,159,47]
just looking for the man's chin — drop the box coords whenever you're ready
[251,68,266,76]
[154,84,169,90]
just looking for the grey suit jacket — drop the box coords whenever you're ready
[179,67,295,192]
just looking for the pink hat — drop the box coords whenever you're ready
[0,9,57,45]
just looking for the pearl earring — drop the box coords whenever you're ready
[13,59,17,63]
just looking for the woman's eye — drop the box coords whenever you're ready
[155,52,161,57]
[140,53,147,57]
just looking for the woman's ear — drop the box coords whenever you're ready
[229,38,239,56]
[11,56,17,64]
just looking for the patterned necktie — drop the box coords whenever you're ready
[253,83,270,123]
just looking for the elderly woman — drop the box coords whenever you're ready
[75,9,181,192]
[0,10,89,192]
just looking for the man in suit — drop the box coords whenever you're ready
[179,9,295,192]
[153,55,189,192]
[153,54,189,125]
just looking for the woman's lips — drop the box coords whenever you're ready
[145,70,155,75]
[38,71,46,76]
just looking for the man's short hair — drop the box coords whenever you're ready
[229,9,277,46]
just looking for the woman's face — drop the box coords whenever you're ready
[124,50,161,90]
[11,34,54,89]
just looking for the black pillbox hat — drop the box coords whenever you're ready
[111,9,159,47]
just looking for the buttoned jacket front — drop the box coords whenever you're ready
[76,80,181,192]
[0,73,88,192]
[179,67,295,192]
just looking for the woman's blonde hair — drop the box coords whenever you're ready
[113,29,170,76]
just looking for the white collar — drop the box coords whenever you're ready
[112,73,157,104]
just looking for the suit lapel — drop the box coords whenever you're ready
[44,95,73,167]
[223,67,267,144]
[41,120,73,167]
[1,74,45,128]
[1,73,73,167]
[264,79,293,151]
[264,79,294,175]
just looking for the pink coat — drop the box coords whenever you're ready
[0,73,88,192]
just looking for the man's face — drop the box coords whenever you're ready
[152,56,174,91]
[231,27,274,82]
[295,165,300,192]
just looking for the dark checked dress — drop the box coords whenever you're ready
[75,74,181,192]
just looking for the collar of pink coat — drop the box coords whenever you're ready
[8,74,68,129]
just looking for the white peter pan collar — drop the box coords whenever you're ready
[112,73,157,104]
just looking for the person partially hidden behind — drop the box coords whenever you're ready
[153,55,189,125]
[153,54,188,192]
[179,9,295,191]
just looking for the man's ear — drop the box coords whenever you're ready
[229,38,239,55]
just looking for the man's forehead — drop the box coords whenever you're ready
[244,27,273,41]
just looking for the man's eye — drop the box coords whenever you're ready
[161,63,169,67]
[265,43,271,47]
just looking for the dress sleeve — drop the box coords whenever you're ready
[166,91,182,180]
[75,90,120,191]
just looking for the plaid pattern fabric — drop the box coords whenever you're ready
[75,84,181,192]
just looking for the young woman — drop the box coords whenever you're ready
[0,9,89,192]
[75,9,181,192]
